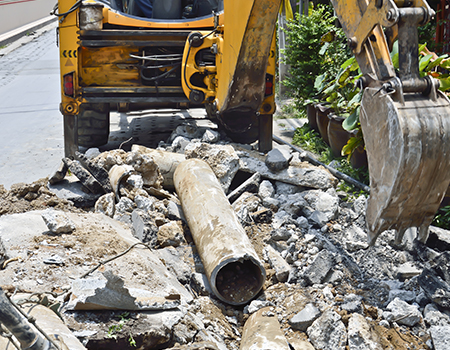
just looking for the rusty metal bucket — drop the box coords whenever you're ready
[360,87,450,245]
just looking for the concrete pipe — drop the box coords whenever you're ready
[240,307,290,350]
[0,287,52,350]
[174,158,266,305]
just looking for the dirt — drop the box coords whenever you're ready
[0,178,82,216]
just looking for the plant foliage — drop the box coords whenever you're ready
[282,5,351,105]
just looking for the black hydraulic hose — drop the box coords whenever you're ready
[51,0,83,23]
[272,135,371,193]
[0,287,52,350]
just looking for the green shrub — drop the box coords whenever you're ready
[282,5,351,106]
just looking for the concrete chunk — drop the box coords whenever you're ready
[307,309,347,350]
[303,249,335,286]
[383,298,422,326]
[348,313,383,350]
[429,326,450,350]
[41,208,75,234]
[289,303,321,331]
[67,270,180,311]
[63,158,105,194]
[265,245,291,283]
[265,146,292,172]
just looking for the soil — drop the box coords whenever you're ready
[0,178,83,216]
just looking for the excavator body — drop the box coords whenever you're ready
[56,0,280,157]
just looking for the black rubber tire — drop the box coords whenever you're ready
[77,103,110,148]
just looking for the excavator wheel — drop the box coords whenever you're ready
[360,88,450,245]
[77,103,110,148]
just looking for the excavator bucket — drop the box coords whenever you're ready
[360,88,450,245]
[331,0,450,245]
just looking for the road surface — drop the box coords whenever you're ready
[0,0,56,35]
[0,23,63,189]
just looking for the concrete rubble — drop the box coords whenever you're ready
[0,130,450,349]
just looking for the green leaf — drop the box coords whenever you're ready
[390,41,399,69]
[438,76,450,91]
[419,54,433,72]
[347,91,362,107]
[440,59,450,70]
[342,135,363,157]
[338,66,351,85]
[418,43,428,53]
[428,54,449,70]
[342,106,360,131]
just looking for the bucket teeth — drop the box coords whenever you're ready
[361,88,450,245]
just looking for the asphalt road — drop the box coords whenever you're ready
[0,23,63,189]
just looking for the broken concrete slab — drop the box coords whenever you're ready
[67,270,181,311]
[429,326,450,350]
[303,249,335,286]
[76,151,112,193]
[424,303,450,326]
[347,313,383,350]
[427,226,450,251]
[63,158,105,194]
[48,174,101,207]
[48,160,69,185]
[157,221,186,248]
[238,152,337,190]
[0,210,193,305]
[418,269,450,310]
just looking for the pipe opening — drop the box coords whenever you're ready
[215,259,265,305]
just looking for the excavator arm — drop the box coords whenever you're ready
[331,0,450,245]
[181,0,281,151]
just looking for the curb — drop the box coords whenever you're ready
[0,15,57,47]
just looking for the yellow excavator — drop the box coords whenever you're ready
[55,0,278,157]
[55,0,450,245]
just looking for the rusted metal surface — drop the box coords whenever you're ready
[360,88,450,245]
[174,159,265,305]
[240,307,290,350]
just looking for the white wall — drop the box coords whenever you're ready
[0,0,56,35]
